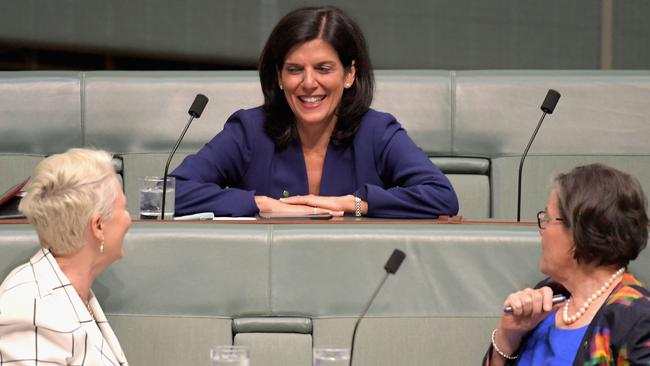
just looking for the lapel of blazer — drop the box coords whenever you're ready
[32,249,128,365]
[31,249,94,322]
[89,290,129,365]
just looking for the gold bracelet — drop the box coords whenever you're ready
[354,196,362,217]
[491,329,519,360]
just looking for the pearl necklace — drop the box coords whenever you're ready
[563,267,625,325]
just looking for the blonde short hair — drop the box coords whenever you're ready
[19,148,119,255]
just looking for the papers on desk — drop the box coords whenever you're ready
[174,212,214,220]
[174,212,256,221]
[213,217,257,221]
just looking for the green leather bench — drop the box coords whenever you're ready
[1,221,649,365]
[3,70,650,220]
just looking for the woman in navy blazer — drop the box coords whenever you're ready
[172,6,458,218]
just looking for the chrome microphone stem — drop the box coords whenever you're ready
[517,112,547,222]
[161,114,195,219]
[349,271,390,366]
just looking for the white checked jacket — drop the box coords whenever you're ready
[0,249,128,365]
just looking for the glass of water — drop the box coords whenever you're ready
[139,176,175,220]
[313,347,350,366]
[210,345,250,366]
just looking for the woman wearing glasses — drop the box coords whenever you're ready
[484,164,650,365]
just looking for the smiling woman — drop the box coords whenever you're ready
[171,6,459,219]
[278,38,356,195]
[0,148,131,365]
[279,39,355,134]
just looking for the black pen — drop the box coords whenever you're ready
[502,294,567,313]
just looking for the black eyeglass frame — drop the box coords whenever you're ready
[537,210,564,229]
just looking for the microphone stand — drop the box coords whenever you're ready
[349,272,390,366]
[160,93,208,219]
[348,249,405,366]
[161,114,196,219]
[516,89,560,222]
[516,112,548,222]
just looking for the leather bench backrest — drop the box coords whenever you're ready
[0,72,82,193]
[83,71,264,215]
[2,70,649,221]
[453,70,650,219]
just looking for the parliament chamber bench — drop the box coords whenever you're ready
[1,70,650,221]
[0,220,646,365]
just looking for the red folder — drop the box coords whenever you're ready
[0,177,29,219]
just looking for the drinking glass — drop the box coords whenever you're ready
[139,176,175,220]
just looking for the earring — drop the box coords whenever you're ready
[279,83,283,90]
[345,83,351,88]
[99,241,104,254]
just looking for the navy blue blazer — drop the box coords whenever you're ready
[171,107,458,218]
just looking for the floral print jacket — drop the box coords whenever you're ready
[484,273,650,365]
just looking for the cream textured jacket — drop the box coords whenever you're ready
[0,248,128,365]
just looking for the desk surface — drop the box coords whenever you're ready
[0,216,533,225]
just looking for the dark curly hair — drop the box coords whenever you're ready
[554,163,648,268]
[258,6,374,150]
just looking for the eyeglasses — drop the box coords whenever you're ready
[537,210,564,229]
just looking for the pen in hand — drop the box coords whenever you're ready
[502,294,567,313]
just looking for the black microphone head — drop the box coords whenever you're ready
[384,249,406,274]
[188,94,209,118]
[540,89,561,114]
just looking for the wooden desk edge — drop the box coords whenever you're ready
[1,217,537,225]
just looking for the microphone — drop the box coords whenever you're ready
[349,249,406,365]
[160,94,209,219]
[516,89,560,222]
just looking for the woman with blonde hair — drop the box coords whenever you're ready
[0,148,131,365]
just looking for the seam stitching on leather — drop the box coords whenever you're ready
[267,224,273,314]
[80,71,86,146]
[450,70,456,156]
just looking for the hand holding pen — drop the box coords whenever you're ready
[491,287,567,363]
[503,294,567,313]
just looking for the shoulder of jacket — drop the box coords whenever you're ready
[357,109,400,137]
[361,108,396,125]
[0,262,34,292]
[230,107,265,124]
[0,289,82,333]
[606,278,650,307]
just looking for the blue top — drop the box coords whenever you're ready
[517,310,588,366]
[171,107,458,218]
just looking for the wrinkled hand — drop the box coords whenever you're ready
[492,286,556,360]
[279,194,361,216]
[254,195,345,216]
